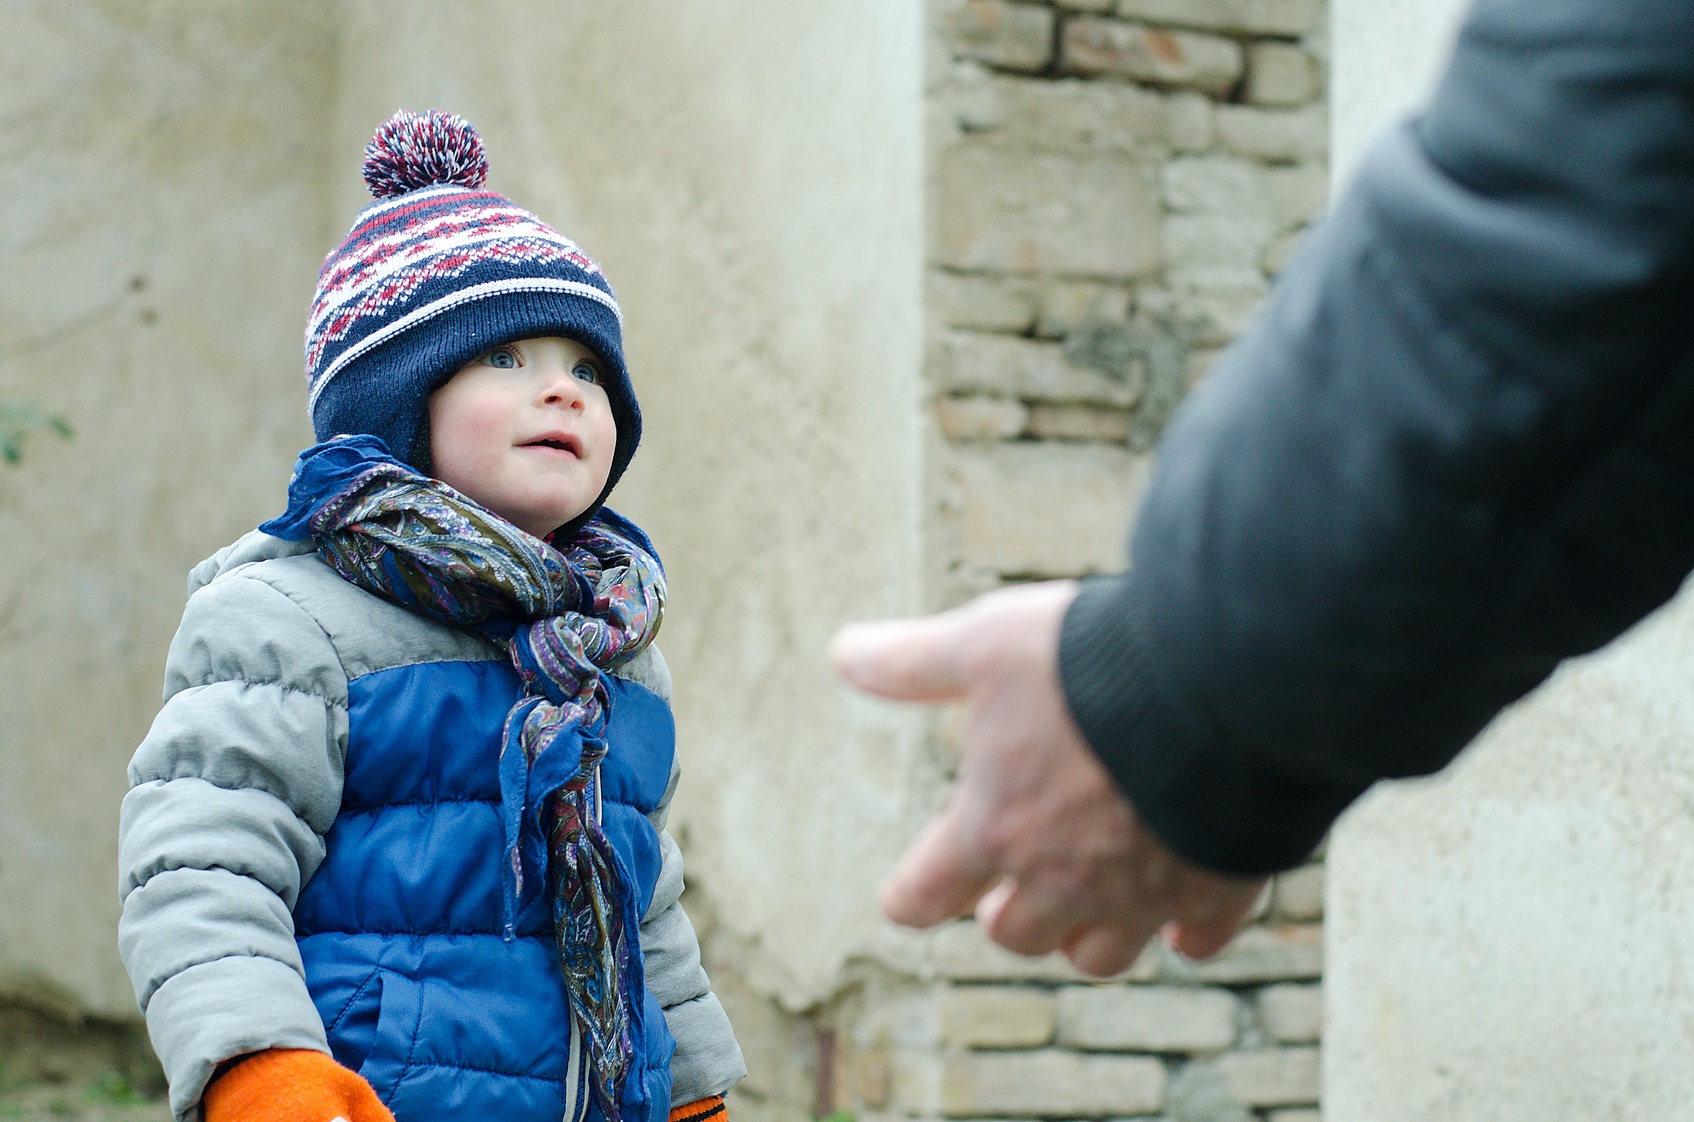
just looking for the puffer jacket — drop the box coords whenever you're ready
[118,531,745,1122]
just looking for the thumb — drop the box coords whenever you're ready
[829,613,970,702]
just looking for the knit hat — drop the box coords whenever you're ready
[304,110,640,514]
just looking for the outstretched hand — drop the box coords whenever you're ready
[830,581,1266,975]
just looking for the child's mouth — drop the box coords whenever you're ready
[523,436,580,457]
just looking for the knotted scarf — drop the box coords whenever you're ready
[261,434,665,1122]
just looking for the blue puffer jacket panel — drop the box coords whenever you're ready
[295,659,676,1122]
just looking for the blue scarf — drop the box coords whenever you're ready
[262,434,666,1122]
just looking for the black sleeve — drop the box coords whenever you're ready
[1059,0,1694,876]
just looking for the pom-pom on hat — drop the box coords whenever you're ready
[304,109,640,523]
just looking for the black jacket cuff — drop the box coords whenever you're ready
[1058,576,1367,876]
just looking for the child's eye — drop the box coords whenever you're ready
[572,362,600,385]
[482,347,520,369]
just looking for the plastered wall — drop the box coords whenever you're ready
[1,0,928,1025]
[0,0,335,1019]
[1325,1,1694,1116]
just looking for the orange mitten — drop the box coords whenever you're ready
[669,1095,727,1122]
[204,1048,394,1122]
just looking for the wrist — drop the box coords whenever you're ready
[669,1094,727,1122]
[1059,575,1362,874]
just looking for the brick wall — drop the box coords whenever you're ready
[925,0,1327,600]
[828,4,1332,1122]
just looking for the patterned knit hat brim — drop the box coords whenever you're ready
[310,277,641,491]
[303,114,641,525]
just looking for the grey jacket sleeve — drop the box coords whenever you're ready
[118,568,348,1121]
[622,649,747,1103]
[1060,0,1694,874]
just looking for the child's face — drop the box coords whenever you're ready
[428,336,617,538]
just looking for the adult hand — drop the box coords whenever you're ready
[829,581,1266,976]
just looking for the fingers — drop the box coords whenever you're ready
[1063,921,1156,978]
[829,614,970,702]
[880,799,1000,928]
[1162,874,1267,960]
[976,871,1095,957]
[1163,880,1266,960]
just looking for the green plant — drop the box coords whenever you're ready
[86,1070,149,1106]
[0,401,73,464]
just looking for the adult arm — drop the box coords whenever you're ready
[1063,0,1694,875]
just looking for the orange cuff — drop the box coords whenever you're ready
[203,1048,394,1122]
[670,1094,727,1122]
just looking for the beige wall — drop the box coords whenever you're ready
[0,0,334,1019]
[1326,1,1694,1116]
[1328,0,1464,190]
[1,0,928,1022]
[1327,592,1694,1119]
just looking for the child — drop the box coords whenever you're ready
[117,110,745,1122]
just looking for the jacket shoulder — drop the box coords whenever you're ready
[199,551,502,681]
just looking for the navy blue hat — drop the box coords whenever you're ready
[303,110,640,516]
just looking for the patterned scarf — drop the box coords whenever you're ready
[261,434,665,1122]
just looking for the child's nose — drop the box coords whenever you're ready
[538,368,585,409]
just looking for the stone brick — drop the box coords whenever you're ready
[1163,154,1327,230]
[1261,226,1307,276]
[1162,282,1267,346]
[939,442,1148,575]
[1156,924,1322,984]
[1112,0,1323,36]
[1057,985,1237,1053]
[1159,155,1322,338]
[931,331,1141,408]
[941,64,1004,138]
[1164,91,1214,153]
[1215,1047,1320,1108]
[1256,983,1323,1044]
[1214,104,1326,163]
[890,1049,943,1112]
[1164,208,1273,283]
[1184,346,1223,389]
[937,395,1029,441]
[850,1049,893,1109]
[937,0,1056,72]
[846,982,943,1050]
[942,1051,1166,1117]
[1244,42,1321,106]
[1061,17,1242,97]
[939,986,1057,1047]
[1166,1062,1253,1122]
[931,921,1158,983]
[965,76,1167,155]
[1271,864,1324,922]
[935,145,1162,279]
[1025,403,1131,442]
[1034,280,1133,338]
[930,270,1039,333]
[1135,279,1262,347]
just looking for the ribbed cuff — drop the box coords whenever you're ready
[1058,575,1365,876]
[670,1095,727,1122]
